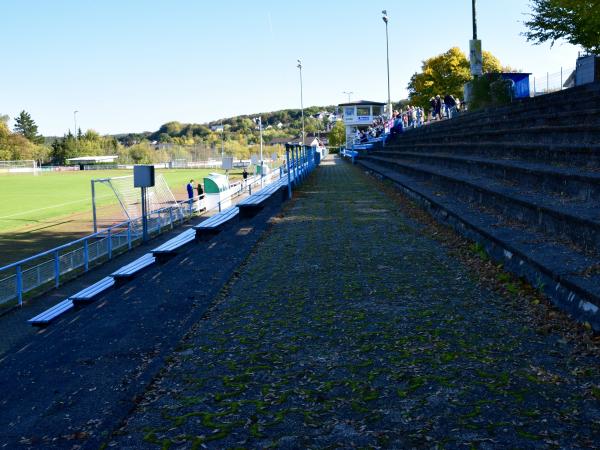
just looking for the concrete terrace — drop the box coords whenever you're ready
[0,156,598,448]
[103,156,599,448]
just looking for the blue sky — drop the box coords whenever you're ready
[1,0,580,136]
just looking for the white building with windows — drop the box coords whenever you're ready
[339,100,385,149]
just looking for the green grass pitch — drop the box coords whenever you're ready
[0,168,240,233]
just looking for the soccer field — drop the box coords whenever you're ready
[0,168,242,266]
[0,168,239,233]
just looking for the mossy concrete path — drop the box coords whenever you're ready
[111,156,600,449]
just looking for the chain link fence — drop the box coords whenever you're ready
[531,67,576,97]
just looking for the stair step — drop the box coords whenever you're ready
[370,151,600,201]
[358,158,600,329]
[405,121,600,144]
[384,142,600,167]
[363,155,600,253]
[401,125,600,146]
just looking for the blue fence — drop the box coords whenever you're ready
[0,146,325,309]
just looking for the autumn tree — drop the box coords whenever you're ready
[523,0,600,54]
[328,120,346,147]
[407,47,505,109]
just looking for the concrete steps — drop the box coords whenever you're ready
[384,142,600,166]
[358,82,600,329]
[363,155,600,253]
[371,151,600,201]
[399,125,600,146]
[359,158,600,330]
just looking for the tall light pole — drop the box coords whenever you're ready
[220,121,225,160]
[382,10,392,118]
[342,91,353,103]
[470,0,482,77]
[297,59,305,144]
[472,0,478,40]
[254,117,263,162]
[73,110,79,138]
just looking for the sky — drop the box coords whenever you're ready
[0,0,581,136]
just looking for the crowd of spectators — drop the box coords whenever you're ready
[353,94,463,144]
[355,115,387,143]
[429,94,462,121]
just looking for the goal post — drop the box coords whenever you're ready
[0,160,37,174]
[91,173,182,233]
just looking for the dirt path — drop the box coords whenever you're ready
[0,204,123,267]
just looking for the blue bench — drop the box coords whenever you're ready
[151,228,196,262]
[28,299,74,327]
[238,179,286,218]
[341,149,359,163]
[71,276,115,305]
[194,206,239,240]
[111,253,156,285]
[28,253,154,326]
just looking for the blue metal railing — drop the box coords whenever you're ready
[0,148,323,309]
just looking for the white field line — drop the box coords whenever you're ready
[0,194,114,220]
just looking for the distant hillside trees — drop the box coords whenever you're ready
[4,104,340,165]
[50,130,120,164]
[407,47,506,109]
[524,0,600,54]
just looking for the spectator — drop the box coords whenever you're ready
[416,107,424,127]
[196,181,204,211]
[444,94,457,118]
[434,95,443,120]
[186,179,195,200]
[429,97,436,121]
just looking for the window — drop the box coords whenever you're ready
[356,106,370,116]
[372,106,382,116]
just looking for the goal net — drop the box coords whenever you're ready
[0,160,37,174]
[92,173,183,232]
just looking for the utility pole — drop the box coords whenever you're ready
[343,91,353,103]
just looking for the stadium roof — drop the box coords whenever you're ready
[338,100,386,106]
[65,156,118,164]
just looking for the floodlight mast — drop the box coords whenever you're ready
[382,10,392,118]
[297,59,305,144]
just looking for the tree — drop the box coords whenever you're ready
[13,110,44,144]
[304,117,320,134]
[407,47,505,110]
[0,118,49,162]
[50,133,80,164]
[523,0,600,54]
[328,120,346,147]
[128,142,154,164]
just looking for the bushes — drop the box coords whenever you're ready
[468,74,513,111]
